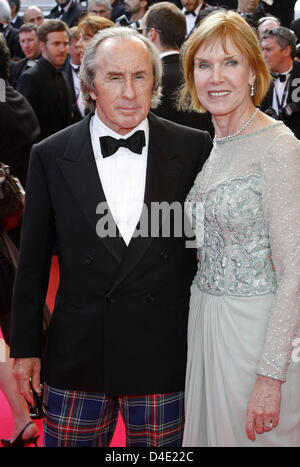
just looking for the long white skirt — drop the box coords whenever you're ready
[183,285,300,447]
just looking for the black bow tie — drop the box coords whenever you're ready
[72,66,80,74]
[100,130,146,158]
[272,72,287,82]
[185,10,196,16]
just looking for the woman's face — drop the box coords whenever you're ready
[77,32,93,59]
[193,37,256,118]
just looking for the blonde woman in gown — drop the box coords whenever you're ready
[179,10,300,446]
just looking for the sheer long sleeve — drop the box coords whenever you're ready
[258,129,300,381]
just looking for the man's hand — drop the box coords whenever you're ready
[13,358,42,405]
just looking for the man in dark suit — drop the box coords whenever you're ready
[47,0,85,27]
[0,0,24,60]
[8,0,23,29]
[181,0,211,36]
[141,1,214,136]
[63,25,85,122]
[17,19,72,142]
[9,23,40,88]
[261,26,300,139]
[11,26,212,447]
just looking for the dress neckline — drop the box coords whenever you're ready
[213,121,284,145]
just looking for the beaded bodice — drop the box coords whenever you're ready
[186,122,300,380]
[194,174,277,296]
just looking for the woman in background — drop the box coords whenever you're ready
[77,14,115,60]
[180,10,300,446]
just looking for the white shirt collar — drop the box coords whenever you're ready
[160,51,179,58]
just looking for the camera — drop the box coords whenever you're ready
[114,14,139,30]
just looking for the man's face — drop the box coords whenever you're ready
[24,8,44,26]
[238,0,259,13]
[257,19,280,42]
[40,31,69,68]
[125,0,143,15]
[89,37,154,135]
[68,37,81,65]
[56,0,70,6]
[19,30,40,59]
[261,36,289,72]
[182,0,201,13]
[89,3,111,18]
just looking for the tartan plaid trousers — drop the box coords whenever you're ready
[43,383,185,447]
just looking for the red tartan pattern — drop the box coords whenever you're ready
[43,384,184,447]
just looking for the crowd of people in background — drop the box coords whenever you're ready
[0,0,300,449]
[0,0,299,151]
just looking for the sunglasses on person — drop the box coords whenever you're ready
[263,28,295,46]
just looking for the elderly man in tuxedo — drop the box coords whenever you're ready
[10,26,212,447]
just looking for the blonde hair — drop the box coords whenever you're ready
[178,9,271,113]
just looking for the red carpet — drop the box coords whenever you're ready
[0,255,126,447]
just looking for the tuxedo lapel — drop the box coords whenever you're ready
[109,112,186,292]
[56,116,126,263]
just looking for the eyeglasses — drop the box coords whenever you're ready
[263,28,295,46]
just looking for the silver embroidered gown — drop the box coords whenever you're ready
[183,122,300,447]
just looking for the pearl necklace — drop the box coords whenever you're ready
[214,108,259,143]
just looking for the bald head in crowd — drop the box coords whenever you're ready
[24,6,44,26]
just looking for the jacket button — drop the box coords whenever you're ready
[85,255,94,265]
[160,250,168,260]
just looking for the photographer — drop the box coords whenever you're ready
[115,0,147,29]
[261,27,300,139]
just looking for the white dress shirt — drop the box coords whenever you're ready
[272,68,293,115]
[70,62,85,117]
[182,4,202,36]
[90,111,149,246]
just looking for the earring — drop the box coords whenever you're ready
[250,83,255,97]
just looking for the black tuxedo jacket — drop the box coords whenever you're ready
[9,57,40,88]
[260,60,300,140]
[63,57,84,123]
[17,57,73,141]
[152,54,214,137]
[47,1,85,27]
[3,24,24,60]
[11,15,24,29]
[10,112,212,395]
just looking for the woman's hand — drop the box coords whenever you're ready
[246,375,282,441]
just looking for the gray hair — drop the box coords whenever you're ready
[80,26,162,112]
[0,0,11,23]
[88,0,112,12]
[263,27,297,59]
